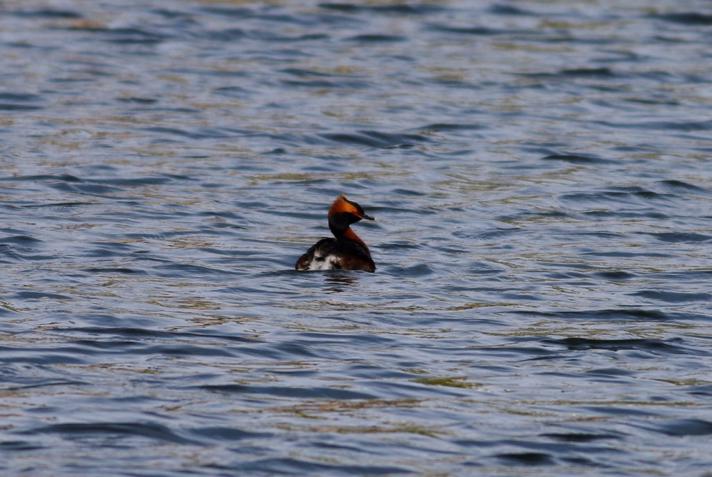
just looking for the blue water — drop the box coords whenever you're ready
[1,1,711,475]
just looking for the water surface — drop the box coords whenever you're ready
[1,0,711,475]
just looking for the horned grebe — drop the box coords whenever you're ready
[295,195,375,272]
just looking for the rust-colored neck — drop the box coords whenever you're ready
[342,227,366,247]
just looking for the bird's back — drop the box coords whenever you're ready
[295,238,375,272]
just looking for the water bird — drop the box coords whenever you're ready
[295,195,376,272]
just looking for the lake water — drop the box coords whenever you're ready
[1,0,711,475]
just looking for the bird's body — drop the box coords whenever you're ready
[295,195,375,272]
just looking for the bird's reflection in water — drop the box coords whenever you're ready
[324,272,358,292]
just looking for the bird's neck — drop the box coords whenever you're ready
[331,224,367,248]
